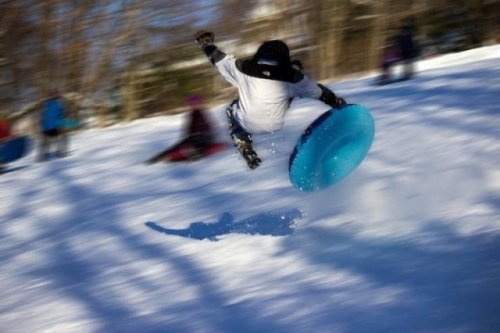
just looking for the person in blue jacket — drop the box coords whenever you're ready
[37,91,69,161]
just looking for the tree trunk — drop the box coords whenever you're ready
[312,0,348,80]
[368,0,390,71]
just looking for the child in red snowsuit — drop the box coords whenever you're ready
[0,119,12,174]
[146,95,217,164]
[0,119,11,142]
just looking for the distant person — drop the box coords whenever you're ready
[0,119,11,142]
[194,31,346,169]
[378,40,401,83]
[0,118,12,174]
[396,22,419,80]
[146,95,218,164]
[38,91,69,162]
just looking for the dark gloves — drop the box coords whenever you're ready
[318,84,346,108]
[195,31,214,48]
[194,30,226,65]
[332,96,347,108]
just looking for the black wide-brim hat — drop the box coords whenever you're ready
[237,40,301,82]
[253,40,291,67]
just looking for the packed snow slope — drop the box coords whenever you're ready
[1,46,499,333]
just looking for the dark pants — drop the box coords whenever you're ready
[225,100,252,145]
[38,129,69,161]
[224,100,261,169]
[380,61,393,81]
[401,57,415,79]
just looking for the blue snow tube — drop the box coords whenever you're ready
[289,104,375,192]
[0,136,31,163]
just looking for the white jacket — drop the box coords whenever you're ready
[215,54,322,134]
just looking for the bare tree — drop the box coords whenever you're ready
[306,0,350,79]
[2,0,498,128]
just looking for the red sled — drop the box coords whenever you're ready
[164,142,227,162]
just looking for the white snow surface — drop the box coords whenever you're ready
[1,46,500,333]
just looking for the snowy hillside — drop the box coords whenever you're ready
[1,45,499,333]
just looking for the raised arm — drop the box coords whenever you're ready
[195,31,226,65]
[195,31,241,88]
[291,74,347,109]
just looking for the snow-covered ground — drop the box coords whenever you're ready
[1,46,499,333]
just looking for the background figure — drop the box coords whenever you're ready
[38,91,69,162]
[146,95,216,164]
[0,119,11,142]
[396,22,419,80]
[379,40,401,83]
[0,119,12,174]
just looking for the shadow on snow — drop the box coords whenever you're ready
[145,209,303,241]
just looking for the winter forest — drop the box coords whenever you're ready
[1,0,499,129]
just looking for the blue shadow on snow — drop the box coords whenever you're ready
[145,209,302,241]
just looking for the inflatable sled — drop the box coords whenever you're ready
[162,142,227,162]
[0,136,32,163]
[289,104,375,192]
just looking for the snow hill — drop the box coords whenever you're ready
[1,45,499,333]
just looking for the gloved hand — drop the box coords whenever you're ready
[318,83,347,108]
[333,96,347,107]
[195,31,214,48]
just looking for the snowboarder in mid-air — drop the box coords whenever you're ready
[195,31,347,169]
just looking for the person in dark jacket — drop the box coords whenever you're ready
[146,95,216,164]
[396,22,418,80]
[37,91,69,162]
[378,39,401,84]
